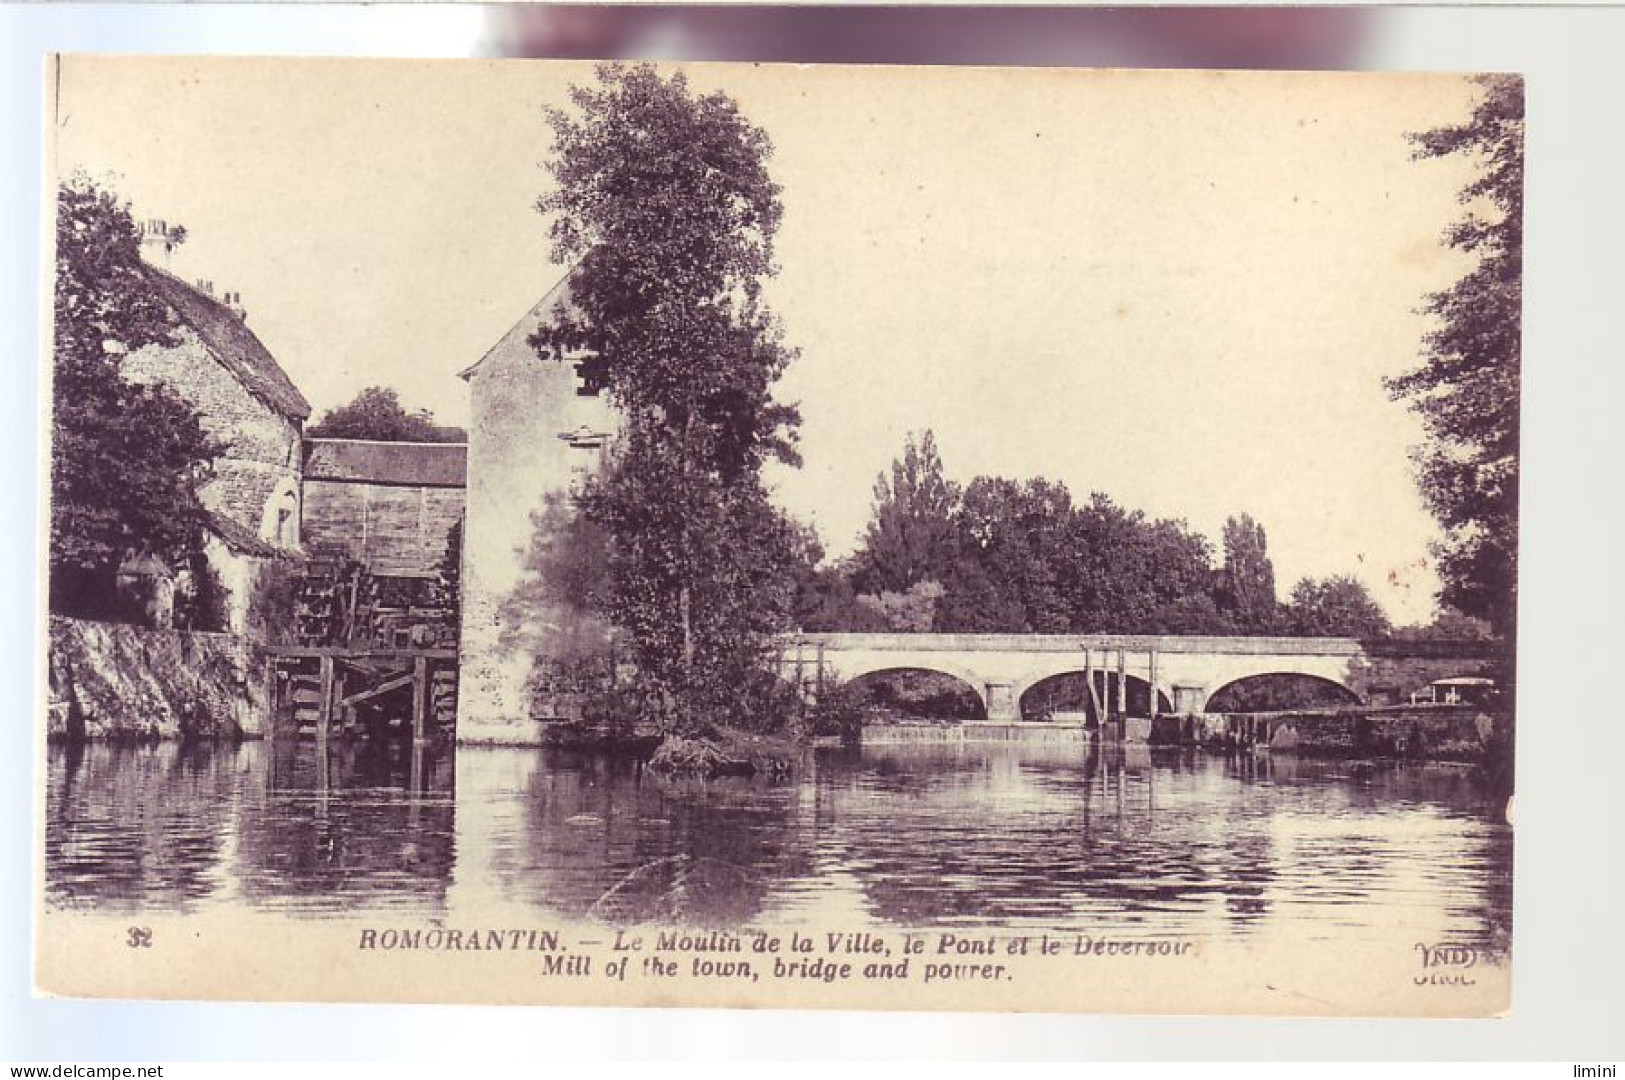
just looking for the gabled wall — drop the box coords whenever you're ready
[456,276,618,744]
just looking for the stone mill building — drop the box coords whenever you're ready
[123,220,312,632]
[455,269,617,744]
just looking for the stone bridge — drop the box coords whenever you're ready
[774,632,1495,722]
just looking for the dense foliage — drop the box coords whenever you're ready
[532,64,805,732]
[1282,575,1392,638]
[307,386,465,443]
[1218,513,1278,632]
[805,431,1396,639]
[849,431,958,596]
[50,174,217,619]
[1388,75,1523,640]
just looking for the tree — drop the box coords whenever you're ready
[1057,494,1228,635]
[793,565,891,633]
[857,580,945,633]
[1392,605,1493,643]
[936,553,1028,633]
[531,64,803,731]
[782,528,891,633]
[1217,512,1278,632]
[1284,575,1392,638]
[50,174,217,619]
[850,430,959,596]
[307,386,465,442]
[1388,75,1523,640]
[942,476,1072,633]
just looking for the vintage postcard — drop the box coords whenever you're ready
[37,56,1518,1015]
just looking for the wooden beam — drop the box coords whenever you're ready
[337,672,415,709]
[265,645,457,661]
[335,667,348,733]
[335,656,411,679]
[317,653,334,753]
[1116,649,1127,722]
[411,655,429,745]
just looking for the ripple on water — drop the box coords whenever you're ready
[44,741,1511,945]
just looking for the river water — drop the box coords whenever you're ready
[43,739,1512,952]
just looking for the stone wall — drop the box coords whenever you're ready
[302,479,463,578]
[1173,706,1509,763]
[1266,707,1505,761]
[1343,645,1498,706]
[123,330,302,533]
[202,532,257,635]
[47,616,269,741]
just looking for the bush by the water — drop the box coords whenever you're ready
[806,680,866,741]
[645,729,799,781]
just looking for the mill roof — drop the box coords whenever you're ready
[457,267,576,381]
[140,264,312,421]
[302,438,468,489]
[204,510,303,560]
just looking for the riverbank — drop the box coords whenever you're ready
[1170,705,1510,764]
[47,615,269,742]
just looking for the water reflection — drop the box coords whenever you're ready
[798,745,1287,931]
[44,740,1511,951]
[235,740,456,913]
[48,741,239,911]
[46,740,456,915]
[458,749,813,925]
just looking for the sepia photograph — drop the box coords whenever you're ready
[37,54,1519,1015]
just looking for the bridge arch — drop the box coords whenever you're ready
[1204,672,1361,713]
[1016,670,1172,722]
[837,667,988,724]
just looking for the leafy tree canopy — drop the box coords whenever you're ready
[50,174,217,618]
[844,435,1316,636]
[1391,605,1493,642]
[1388,75,1523,639]
[851,429,959,596]
[307,386,465,443]
[1284,575,1392,638]
[1217,512,1278,632]
[531,64,804,731]
[857,580,945,634]
[533,62,800,480]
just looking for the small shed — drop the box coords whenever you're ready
[1424,676,1496,706]
[114,550,176,629]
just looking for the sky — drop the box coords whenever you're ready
[50,56,1485,626]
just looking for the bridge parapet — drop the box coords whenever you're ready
[783,632,1373,656]
[773,632,1497,721]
